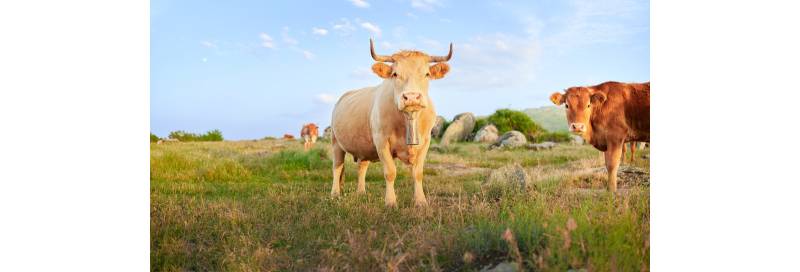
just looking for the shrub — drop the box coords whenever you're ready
[150,133,160,142]
[536,131,573,143]
[484,109,546,140]
[168,129,225,142]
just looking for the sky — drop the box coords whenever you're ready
[151,0,649,140]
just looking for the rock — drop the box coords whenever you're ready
[430,116,447,138]
[489,131,527,150]
[525,141,557,151]
[441,112,476,145]
[473,124,499,143]
[480,261,518,272]
[322,126,332,139]
[483,163,531,191]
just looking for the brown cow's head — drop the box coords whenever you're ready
[369,38,452,114]
[550,87,607,136]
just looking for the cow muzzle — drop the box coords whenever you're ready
[569,123,586,134]
[400,92,425,112]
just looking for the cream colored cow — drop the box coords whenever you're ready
[329,39,453,207]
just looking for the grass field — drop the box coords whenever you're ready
[151,139,649,271]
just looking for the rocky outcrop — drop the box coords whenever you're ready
[473,124,499,143]
[430,116,447,138]
[489,131,527,150]
[441,113,476,145]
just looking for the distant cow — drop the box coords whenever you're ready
[550,81,649,192]
[330,39,453,207]
[300,123,319,151]
[622,141,648,163]
[282,134,295,140]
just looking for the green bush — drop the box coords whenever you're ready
[536,131,573,143]
[168,129,224,142]
[485,109,546,140]
[150,133,160,142]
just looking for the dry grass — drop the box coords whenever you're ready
[151,139,649,271]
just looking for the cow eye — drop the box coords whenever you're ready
[391,72,397,78]
[565,104,569,109]
[425,72,431,77]
[587,104,591,108]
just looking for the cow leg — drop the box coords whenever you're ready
[410,144,430,207]
[356,160,369,194]
[376,143,398,208]
[621,143,627,165]
[604,141,623,193]
[630,142,637,163]
[331,144,346,198]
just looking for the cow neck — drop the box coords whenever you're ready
[586,103,608,144]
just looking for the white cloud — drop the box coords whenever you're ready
[200,41,217,48]
[406,12,418,19]
[282,27,298,45]
[348,0,370,8]
[315,93,337,104]
[410,0,442,11]
[440,33,540,91]
[543,0,647,50]
[312,27,328,36]
[302,50,315,60]
[360,22,382,37]
[331,18,356,35]
[259,33,275,48]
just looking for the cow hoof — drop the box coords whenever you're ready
[385,200,398,208]
[356,189,366,194]
[414,200,428,207]
[331,191,341,198]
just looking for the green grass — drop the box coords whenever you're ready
[151,139,649,271]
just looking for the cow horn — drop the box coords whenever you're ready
[429,43,453,62]
[370,38,394,62]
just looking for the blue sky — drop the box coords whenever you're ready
[151,0,649,140]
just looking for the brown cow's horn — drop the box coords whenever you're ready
[370,38,394,62]
[430,43,453,62]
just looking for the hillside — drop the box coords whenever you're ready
[523,106,568,132]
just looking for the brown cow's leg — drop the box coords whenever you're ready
[356,160,369,194]
[630,142,637,163]
[331,143,346,198]
[410,143,430,207]
[376,143,398,208]
[604,141,623,193]
[621,143,627,165]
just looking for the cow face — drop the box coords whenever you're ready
[372,59,449,112]
[550,87,607,135]
[369,39,452,114]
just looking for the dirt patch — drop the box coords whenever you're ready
[569,165,650,189]
[427,162,489,176]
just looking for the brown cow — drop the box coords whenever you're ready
[330,39,452,207]
[550,81,649,192]
[300,123,319,151]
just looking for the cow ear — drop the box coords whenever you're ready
[372,63,393,79]
[429,62,450,80]
[549,92,564,105]
[591,92,607,104]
